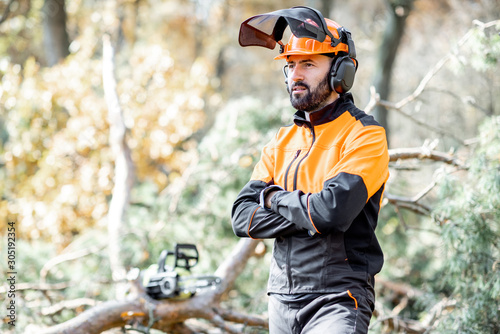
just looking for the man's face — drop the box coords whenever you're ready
[286,54,337,112]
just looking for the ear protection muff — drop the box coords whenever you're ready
[329,55,357,94]
[329,26,358,94]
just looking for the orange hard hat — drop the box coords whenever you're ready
[274,18,350,60]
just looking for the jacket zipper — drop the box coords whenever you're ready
[286,126,315,293]
[283,149,301,191]
[283,150,301,291]
[286,237,293,293]
[293,126,316,190]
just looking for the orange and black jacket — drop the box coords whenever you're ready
[231,93,390,300]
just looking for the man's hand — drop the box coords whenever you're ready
[259,185,284,210]
[265,190,279,209]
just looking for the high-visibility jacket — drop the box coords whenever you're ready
[231,93,390,300]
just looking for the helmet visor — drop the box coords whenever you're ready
[239,6,332,50]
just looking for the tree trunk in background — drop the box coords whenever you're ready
[372,0,414,145]
[42,0,70,66]
[103,34,136,299]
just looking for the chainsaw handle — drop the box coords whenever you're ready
[175,244,199,270]
[157,244,199,273]
[157,249,175,273]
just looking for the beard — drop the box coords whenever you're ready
[288,73,332,112]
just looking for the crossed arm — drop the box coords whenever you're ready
[231,172,370,239]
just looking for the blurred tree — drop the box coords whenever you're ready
[103,34,135,297]
[0,0,227,244]
[305,0,334,17]
[0,0,16,25]
[371,0,414,144]
[42,0,70,66]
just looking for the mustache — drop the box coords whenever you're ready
[287,81,309,94]
[290,81,309,90]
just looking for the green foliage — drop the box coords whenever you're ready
[448,22,500,74]
[0,236,113,332]
[434,116,500,333]
[468,25,500,71]
[371,118,500,333]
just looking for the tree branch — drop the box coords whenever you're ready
[0,282,71,294]
[384,192,432,216]
[389,147,465,168]
[369,19,500,113]
[376,278,424,298]
[365,19,500,143]
[103,34,136,296]
[217,308,268,328]
[371,296,457,333]
[375,92,464,143]
[421,298,457,330]
[40,298,144,334]
[214,238,260,297]
[40,245,104,283]
[41,298,98,316]
[386,146,464,222]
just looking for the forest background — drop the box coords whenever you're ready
[0,0,499,333]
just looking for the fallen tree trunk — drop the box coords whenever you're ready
[41,239,266,334]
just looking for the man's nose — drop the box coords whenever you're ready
[289,67,304,82]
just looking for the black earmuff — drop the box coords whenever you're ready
[329,26,358,94]
[329,55,357,94]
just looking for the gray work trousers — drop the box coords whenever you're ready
[268,291,373,334]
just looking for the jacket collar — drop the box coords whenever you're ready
[293,93,354,127]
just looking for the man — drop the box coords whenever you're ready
[232,7,389,333]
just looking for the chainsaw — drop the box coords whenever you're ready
[144,243,221,300]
